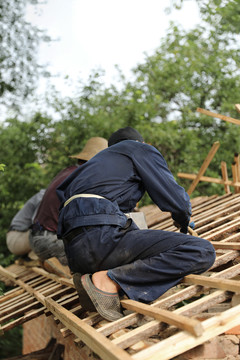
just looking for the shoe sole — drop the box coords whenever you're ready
[73,273,96,312]
[81,274,123,322]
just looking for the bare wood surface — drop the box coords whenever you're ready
[178,172,240,187]
[232,162,239,193]
[188,226,199,237]
[197,107,240,126]
[235,104,240,113]
[121,299,203,337]
[132,304,240,360]
[0,306,46,333]
[234,153,240,188]
[184,274,240,292]
[221,161,230,193]
[211,242,240,250]
[45,297,132,360]
[187,141,220,195]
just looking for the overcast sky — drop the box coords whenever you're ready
[26,0,200,97]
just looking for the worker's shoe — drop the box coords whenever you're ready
[81,273,124,322]
[73,273,96,312]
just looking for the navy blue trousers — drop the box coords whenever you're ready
[64,223,216,303]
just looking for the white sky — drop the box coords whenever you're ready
[26,0,200,98]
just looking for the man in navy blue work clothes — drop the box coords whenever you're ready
[57,127,216,321]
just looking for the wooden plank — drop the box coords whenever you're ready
[192,199,240,228]
[221,161,230,193]
[0,265,18,280]
[197,107,240,126]
[61,312,102,338]
[211,242,240,250]
[121,299,203,337]
[0,292,30,309]
[187,141,220,196]
[192,193,239,216]
[188,226,199,237]
[183,274,240,292]
[132,304,240,360]
[0,288,24,304]
[235,104,240,113]
[203,218,240,241]
[113,291,230,351]
[112,264,240,350]
[209,250,240,269]
[0,294,37,317]
[31,266,74,288]
[232,162,239,193]
[98,263,240,348]
[196,209,240,234]
[45,298,132,360]
[178,172,240,187]
[151,194,237,231]
[234,153,240,187]
[97,313,142,337]
[0,300,41,324]
[112,320,161,349]
[0,306,46,334]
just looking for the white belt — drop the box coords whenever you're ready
[64,193,106,207]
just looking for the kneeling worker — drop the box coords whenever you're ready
[57,127,216,321]
[30,137,108,265]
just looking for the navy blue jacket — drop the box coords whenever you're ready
[57,140,191,237]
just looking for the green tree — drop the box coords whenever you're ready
[171,0,240,35]
[0,0,50,108]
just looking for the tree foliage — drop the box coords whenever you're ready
[2,1,240,355]
[0,0,50,108]
[1,0,240,261]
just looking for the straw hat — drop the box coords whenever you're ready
[69,137,108,161]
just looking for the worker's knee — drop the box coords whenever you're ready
[190,238,216,274]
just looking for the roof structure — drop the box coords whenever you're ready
[1,192,240,359]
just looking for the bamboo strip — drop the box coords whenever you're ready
[45,298,132,360]
[132,304,240,360]
[178,172,240,187]
[211,242,240,250]
[221,161,230,193]
[183,274,240,292]
[0,306,45,334]
[232,162,239,193]
[203,218,240,241]
[187,141,220,195]
[235,104,240,113]
[121,299,203,337]
[197,107,240,126]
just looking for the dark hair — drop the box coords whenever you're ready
[108,127,144,147]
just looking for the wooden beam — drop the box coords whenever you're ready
[183,274,240,293]
[188,226,199,237]
[221,161,230,193]
[235,104,240,113]
[121,299,203,337]
[234,153,240,193]
[197,107,240,126]
[132,304,240,360]
[211,242,240,250]
[232,162,239,193]
[45,298,132,360]
[178,172,240,187]
[187,141,220,195]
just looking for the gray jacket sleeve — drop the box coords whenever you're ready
[10,189,45,231]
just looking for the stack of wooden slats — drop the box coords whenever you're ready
[1,192,240,359]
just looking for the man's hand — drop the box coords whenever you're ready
[173,220,195,234]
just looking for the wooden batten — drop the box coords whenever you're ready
[1,193,240,359]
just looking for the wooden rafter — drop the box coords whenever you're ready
[187,141,220,195]
[197,107,240,126]
[1,193,240,359]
